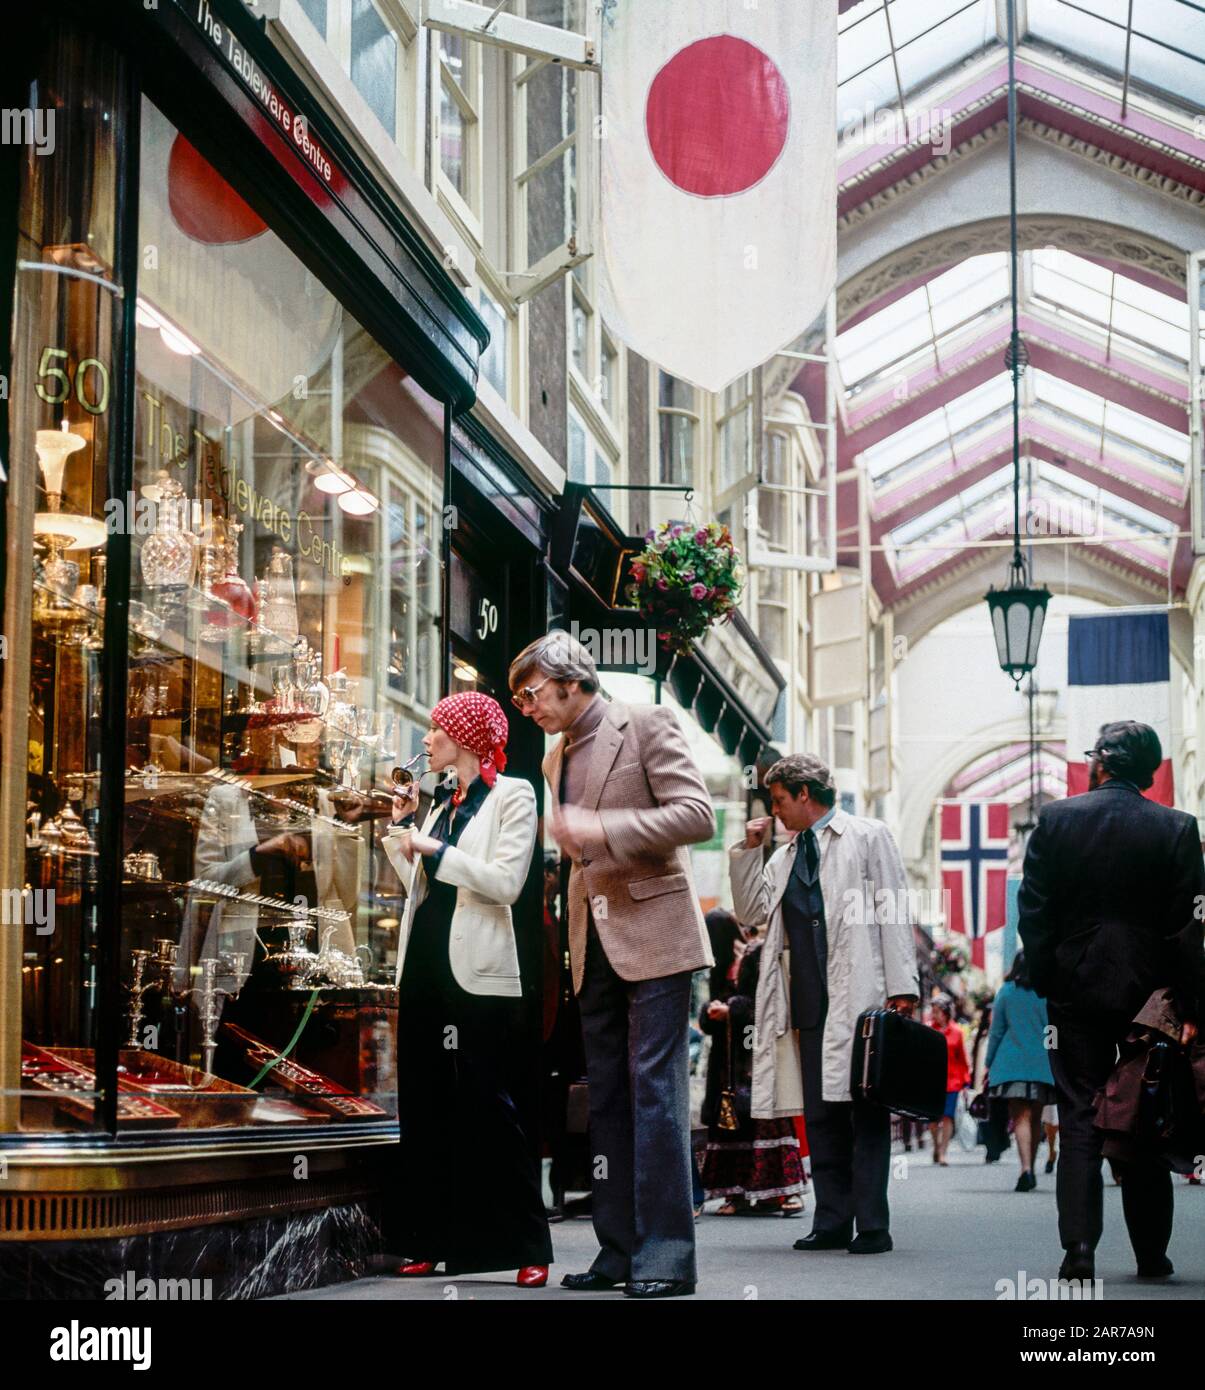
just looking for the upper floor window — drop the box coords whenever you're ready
[436,29,481,228]
[569,260,620,423]
[657,372,698,486]
[717,374,754,494]
[293,0,414,149]
[569,408,614,512]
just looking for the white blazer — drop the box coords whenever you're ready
[382,774,537,997]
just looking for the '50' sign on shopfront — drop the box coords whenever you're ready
[34,347,111,415]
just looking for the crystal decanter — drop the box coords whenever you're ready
[140,472,196,590]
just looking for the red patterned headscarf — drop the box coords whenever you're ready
[430,692,510,792]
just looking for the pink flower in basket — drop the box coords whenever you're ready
[690,583,707,600]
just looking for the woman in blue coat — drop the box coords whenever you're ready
[985,951,1057,1192]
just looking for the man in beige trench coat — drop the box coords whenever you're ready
[729,753,919,1255]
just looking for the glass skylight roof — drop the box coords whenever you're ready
[860,376,1013,485]
[837,255,1010,389]
[837,0,1205,128]
[1028,0,1205,110]
[883,455,1176,585]
[1030,371,1189,470]
[838,0,996,120]
[1030,251,1191,365]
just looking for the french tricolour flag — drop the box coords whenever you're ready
[1066,610,1173,805]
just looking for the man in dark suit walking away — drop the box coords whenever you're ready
[1018,720,1205,1282]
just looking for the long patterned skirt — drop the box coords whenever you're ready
[700,1117,806,1201]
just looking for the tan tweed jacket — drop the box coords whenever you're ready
[542,701,715,992]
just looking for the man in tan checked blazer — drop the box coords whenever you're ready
[509,631,714,1299]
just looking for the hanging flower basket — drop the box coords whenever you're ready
[625,521,744,657]
[933,937,970,980]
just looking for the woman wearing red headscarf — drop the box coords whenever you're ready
[382,691,551,1286]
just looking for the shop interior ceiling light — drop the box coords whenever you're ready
[338,487,379,516]
[136,297,200,355]
[308,459,356,495]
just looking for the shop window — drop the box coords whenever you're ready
[4,32,126,1133]
[657,372,698,486]
[4,76,450,1135]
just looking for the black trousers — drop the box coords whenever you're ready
[799,1024,892,1237]
[391,992,553,1275]
[1047,1004,1173,1257]
[577,922,696,1283]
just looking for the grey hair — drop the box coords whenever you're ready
[508,630,600,694]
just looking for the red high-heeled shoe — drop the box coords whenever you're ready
[516,1265,549,1288]
[396,1260,437,1277]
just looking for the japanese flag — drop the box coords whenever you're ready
[598,0,836,393]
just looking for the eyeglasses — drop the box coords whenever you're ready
[511,676,553,711]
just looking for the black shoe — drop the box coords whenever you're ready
[1015,1170,1037,1192]
[624,1279,695,1299]
[1135,1254,1174,1281]
[1044,1158,1056,1174]
[1058,1242,1095,1281]
[561,1271,623,1291]
[848,1230,893,1254]
[793,1228,853,1251]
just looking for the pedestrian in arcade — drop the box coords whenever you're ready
[1019,720,1205,1282]
[927,996,971,1167]
[382,692,552,1287]
[697,911,806,1216]
[728,753,919,1256]
[983,951,1056,1193]
[511,631,715,1299]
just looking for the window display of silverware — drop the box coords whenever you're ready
[9,77,447,1135]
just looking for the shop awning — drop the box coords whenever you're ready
[550,484,786,771]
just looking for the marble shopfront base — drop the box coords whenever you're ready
[0,1196,388,1300]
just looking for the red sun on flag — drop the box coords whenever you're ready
[644,35,791,198]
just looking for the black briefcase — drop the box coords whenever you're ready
[850,1008,948,1121]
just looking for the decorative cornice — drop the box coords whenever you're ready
[1024,117,1205,211]
[838,121,1005,235]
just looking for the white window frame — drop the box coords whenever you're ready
[432,24,484,243]
[313,0,418,149]
[568,257,621,429]
[655,369,700,488]
[423,0,598,301]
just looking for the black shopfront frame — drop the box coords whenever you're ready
[0,0,551,1160]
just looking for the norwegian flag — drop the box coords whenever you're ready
[598,0,837,391]
[940,802,1011,970]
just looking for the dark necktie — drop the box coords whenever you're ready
[802,828,819,883]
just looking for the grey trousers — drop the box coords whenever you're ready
[577,923,696,1283]
[799,1024,892,1237]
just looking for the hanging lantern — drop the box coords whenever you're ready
[986,574,1050,688]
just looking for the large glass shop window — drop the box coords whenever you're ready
[3,33,122,1134]
[115,99,443,1129]
[5,80,445,1133]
